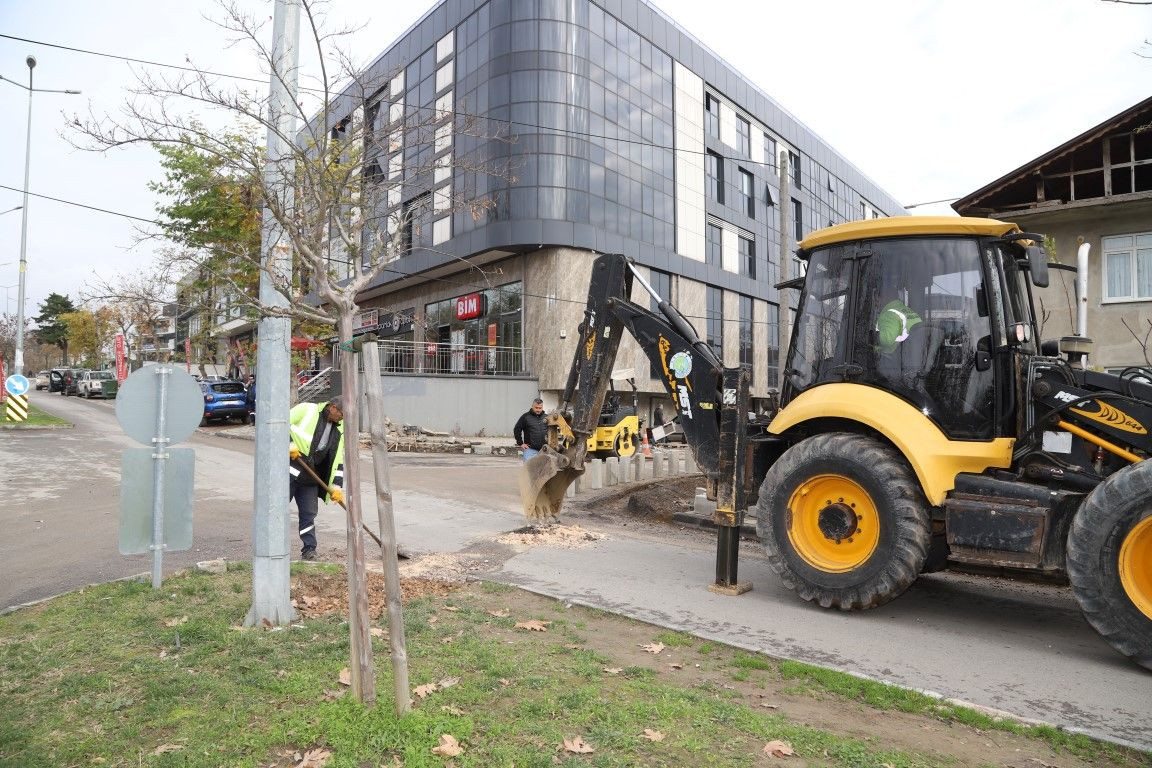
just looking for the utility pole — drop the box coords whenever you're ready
[246,0,301,627]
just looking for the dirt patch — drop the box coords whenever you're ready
[496,523,605,549]
[291,570,460,619]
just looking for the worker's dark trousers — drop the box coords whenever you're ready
[290,476,319,550]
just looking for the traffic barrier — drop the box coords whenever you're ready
[4,393,27,422]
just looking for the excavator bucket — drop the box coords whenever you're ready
[519,446,583,520]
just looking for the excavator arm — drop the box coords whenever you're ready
[520,253,756,590]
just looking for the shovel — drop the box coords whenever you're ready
[291,455,392,552]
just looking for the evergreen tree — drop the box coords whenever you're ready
[34,293,76,365]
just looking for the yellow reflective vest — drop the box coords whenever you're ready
[289,401,345,501]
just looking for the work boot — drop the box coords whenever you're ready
[301,547,317,561]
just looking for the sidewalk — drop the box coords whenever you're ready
[201,423,522,455]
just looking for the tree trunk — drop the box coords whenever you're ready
[338,312,376,706]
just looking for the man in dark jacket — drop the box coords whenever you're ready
[513,397,548,460]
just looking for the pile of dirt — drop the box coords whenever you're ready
[496,523,605,549]
[291,570,460,619]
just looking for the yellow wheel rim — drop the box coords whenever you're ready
[616,432,636,457]
[1119,515,1152,621]
[786,474,880,572]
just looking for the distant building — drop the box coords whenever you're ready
[954,96,1152,372]
[324,0,905,433]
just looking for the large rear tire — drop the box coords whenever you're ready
[754,432,930,610]
[1066,462,1152,671]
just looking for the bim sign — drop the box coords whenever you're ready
[455,292,484,320]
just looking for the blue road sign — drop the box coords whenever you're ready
[4,374,29,397]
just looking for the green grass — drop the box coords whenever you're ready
[2,401,71,427]
[0,566,1146,768]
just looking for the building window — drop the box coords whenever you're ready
[705,93,719,139]
[707,286,723,362]
[792,198,803,243]
[739,235,756,279]
[736,116,751,157]
[706,223,722,266]
[738,168,754,218]
[739,295,753,374]
[1104,232,1152,301]
[649,269,671,311]
[788,150,801,189]
[706,150,724,204]
[763,133,776,171]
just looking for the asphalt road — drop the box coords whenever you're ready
[3,390,1149,751]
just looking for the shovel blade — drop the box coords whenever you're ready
[519,446,582,520]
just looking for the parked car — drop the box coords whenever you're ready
[78,370,118,399]
[34,371,50,390]
[199,379,249,425]
[61,369,88,396]
[48,368,69,393]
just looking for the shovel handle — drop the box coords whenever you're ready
[292,455,383,548]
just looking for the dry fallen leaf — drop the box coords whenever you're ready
[370,627,387,638]
[515,620,550,632]
[441,704,465,716]
[641,642,665,654]
[337,669,352,687]
[762,740,795,758]
[487,609,510,618]
[428,616,439,625]
[563,643,582,650]
[430,734,463,757]
[603,667,623,675]
[440,637,455,645]
[163,616,188,627]
[437,677,460,689]
[562,736,595,754]
[302,595,320,607]
[641,729,665,742]
[668,662,683,670]
[158,649,168,659]
[760,702,779,709]
[498,678,512,687]
[413,683,438,699]
[296,747,332,767]
[321,689,344,701]
[443,605,460,612]
[151,744,183,755]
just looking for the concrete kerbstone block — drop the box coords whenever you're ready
[605,457,620,487]
[587,459,604,490]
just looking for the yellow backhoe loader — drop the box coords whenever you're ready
[522,216,1152,672]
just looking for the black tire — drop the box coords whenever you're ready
[1066,461,1152,670]
[753,432,930,610]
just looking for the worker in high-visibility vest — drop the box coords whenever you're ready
[875,299,922,355]
[288,397,345,560]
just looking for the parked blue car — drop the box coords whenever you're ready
[199,379,249,425]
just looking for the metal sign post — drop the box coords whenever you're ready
[116,365,203,588]
[149,367,170,587]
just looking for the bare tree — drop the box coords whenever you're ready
[68,0,511,708]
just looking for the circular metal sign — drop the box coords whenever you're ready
[5,374,30,396]
[115,366,204,446]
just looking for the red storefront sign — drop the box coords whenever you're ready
[454,292,483,320]
[114,333,127,382]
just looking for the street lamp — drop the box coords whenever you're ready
[0,206,22,216]
[1,284,17,315]
[2,56,81,375]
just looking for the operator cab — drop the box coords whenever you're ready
[784,217,1047,441]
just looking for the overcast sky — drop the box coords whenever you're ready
[0,0,1148,321]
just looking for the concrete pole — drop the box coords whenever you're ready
[246,0,301,628]
[14,57,33,376]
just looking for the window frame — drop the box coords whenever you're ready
[739,234,756,280]
[738,168,754,218]
[705,93,720,139]
[736,116,751,157]
[706,150,724,204]
[1102,231,1152,303]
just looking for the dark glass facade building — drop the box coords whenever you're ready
[338,0,905,426]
